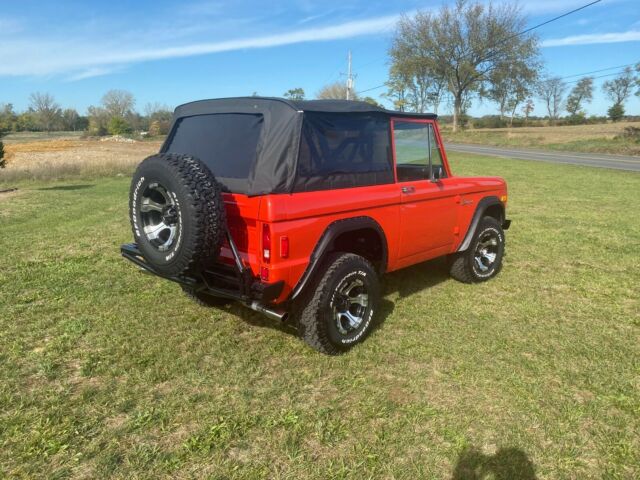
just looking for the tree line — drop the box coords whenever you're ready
[0,90,173,137]
[383,0,640,130]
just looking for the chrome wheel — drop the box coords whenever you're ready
[140,182,179,251]
[332,278,369,335]
[474,229,499,273]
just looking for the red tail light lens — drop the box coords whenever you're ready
[260,266,269,281]
[280,236,289,258]
[262,223,271,263]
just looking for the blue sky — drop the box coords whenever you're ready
[0,0,639,117]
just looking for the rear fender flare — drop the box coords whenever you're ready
[457,196,505,252]
[289,216,388,301]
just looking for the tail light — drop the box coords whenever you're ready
[262,223,271,263]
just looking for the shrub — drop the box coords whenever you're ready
[616,126,640,142]
[108,117,132,136]
[0,140,4,169]
[473,116,507,129]
[607,104,624,122]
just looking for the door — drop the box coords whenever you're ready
[393,119,458,261]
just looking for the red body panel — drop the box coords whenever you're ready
[221,120,507,303]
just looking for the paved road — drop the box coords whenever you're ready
[445,143,640,172]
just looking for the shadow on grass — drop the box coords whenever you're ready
[37,184,95,191]
[220,256,449,341]
[384,257,451,299]
[451,447,537,480]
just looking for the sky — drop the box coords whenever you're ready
[0,0,639,117]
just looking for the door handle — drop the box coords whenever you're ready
[401,186,415,194]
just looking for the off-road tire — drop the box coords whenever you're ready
[181,285,230,307]
[297,253,380,355]
[130,153,225,277]
[449,216,505,283]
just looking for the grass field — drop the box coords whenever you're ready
[1,152,639,479]
[441,121,640,156]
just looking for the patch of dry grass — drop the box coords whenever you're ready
[0,139,161,184]
[442,121,640,155]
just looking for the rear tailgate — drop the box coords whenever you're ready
[219,192,262,275]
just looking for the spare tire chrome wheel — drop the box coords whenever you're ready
[140,183,180,252]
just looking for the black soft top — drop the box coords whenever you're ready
[174,96,437,119]
[164,97,436,196]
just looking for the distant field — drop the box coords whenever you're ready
[1,131,85,144]
[441,121,640,156]
[0,138,161,183]
[0,151,638,478]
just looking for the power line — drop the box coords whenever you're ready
[560,62,638,80]
[355,0,603,95]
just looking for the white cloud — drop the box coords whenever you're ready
[0,14,399,79]
[542,30,640,47]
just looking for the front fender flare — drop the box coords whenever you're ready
[457,196,505,252]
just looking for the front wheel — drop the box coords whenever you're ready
[449,216,505,283]
[297,253,380,355]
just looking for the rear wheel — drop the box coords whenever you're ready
[449,216,505,283]
[297,253,380,355]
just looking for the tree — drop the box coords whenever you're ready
[61,108,80,131]
[108,116,132,135]
[390,0,539,131]
[0,103,16,132]
[283,88,305,101]
[602,67,634,108]
[101,90,135,119]
[87,106,109,136]
[144,103,173,135]
[566,77,594,116]
[362,96,383,108]
[29,92,62,132]
[536,77,566,125]
[607,103,624,122]
[316,82,355,100]
[521,99,534,124]
[487,60,538,126]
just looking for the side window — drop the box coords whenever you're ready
[393,121,446,182]
[294,112,394,192]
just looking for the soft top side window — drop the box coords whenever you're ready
[293,112,393,192]
[393,121,446,182]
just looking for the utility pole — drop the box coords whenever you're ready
[346,50,354,100]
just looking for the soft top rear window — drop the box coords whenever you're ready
[164,113,263,193]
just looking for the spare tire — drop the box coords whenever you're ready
[129,153,226,277]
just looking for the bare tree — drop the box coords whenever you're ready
[28,92,62,132]
[61,108,80,131]
[536,77,566,125]
[521,99,534,125]
[487,60,538,126]
[390,0,539,131]
[101,89,135,118]
[602,67,635,107]
[565,77,594,116]
[316,82,356,100]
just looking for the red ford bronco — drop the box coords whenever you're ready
[122,97,510,354]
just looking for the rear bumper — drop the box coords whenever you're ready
[120,243,284,305]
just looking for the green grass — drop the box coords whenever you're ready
[1,155,639,479]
